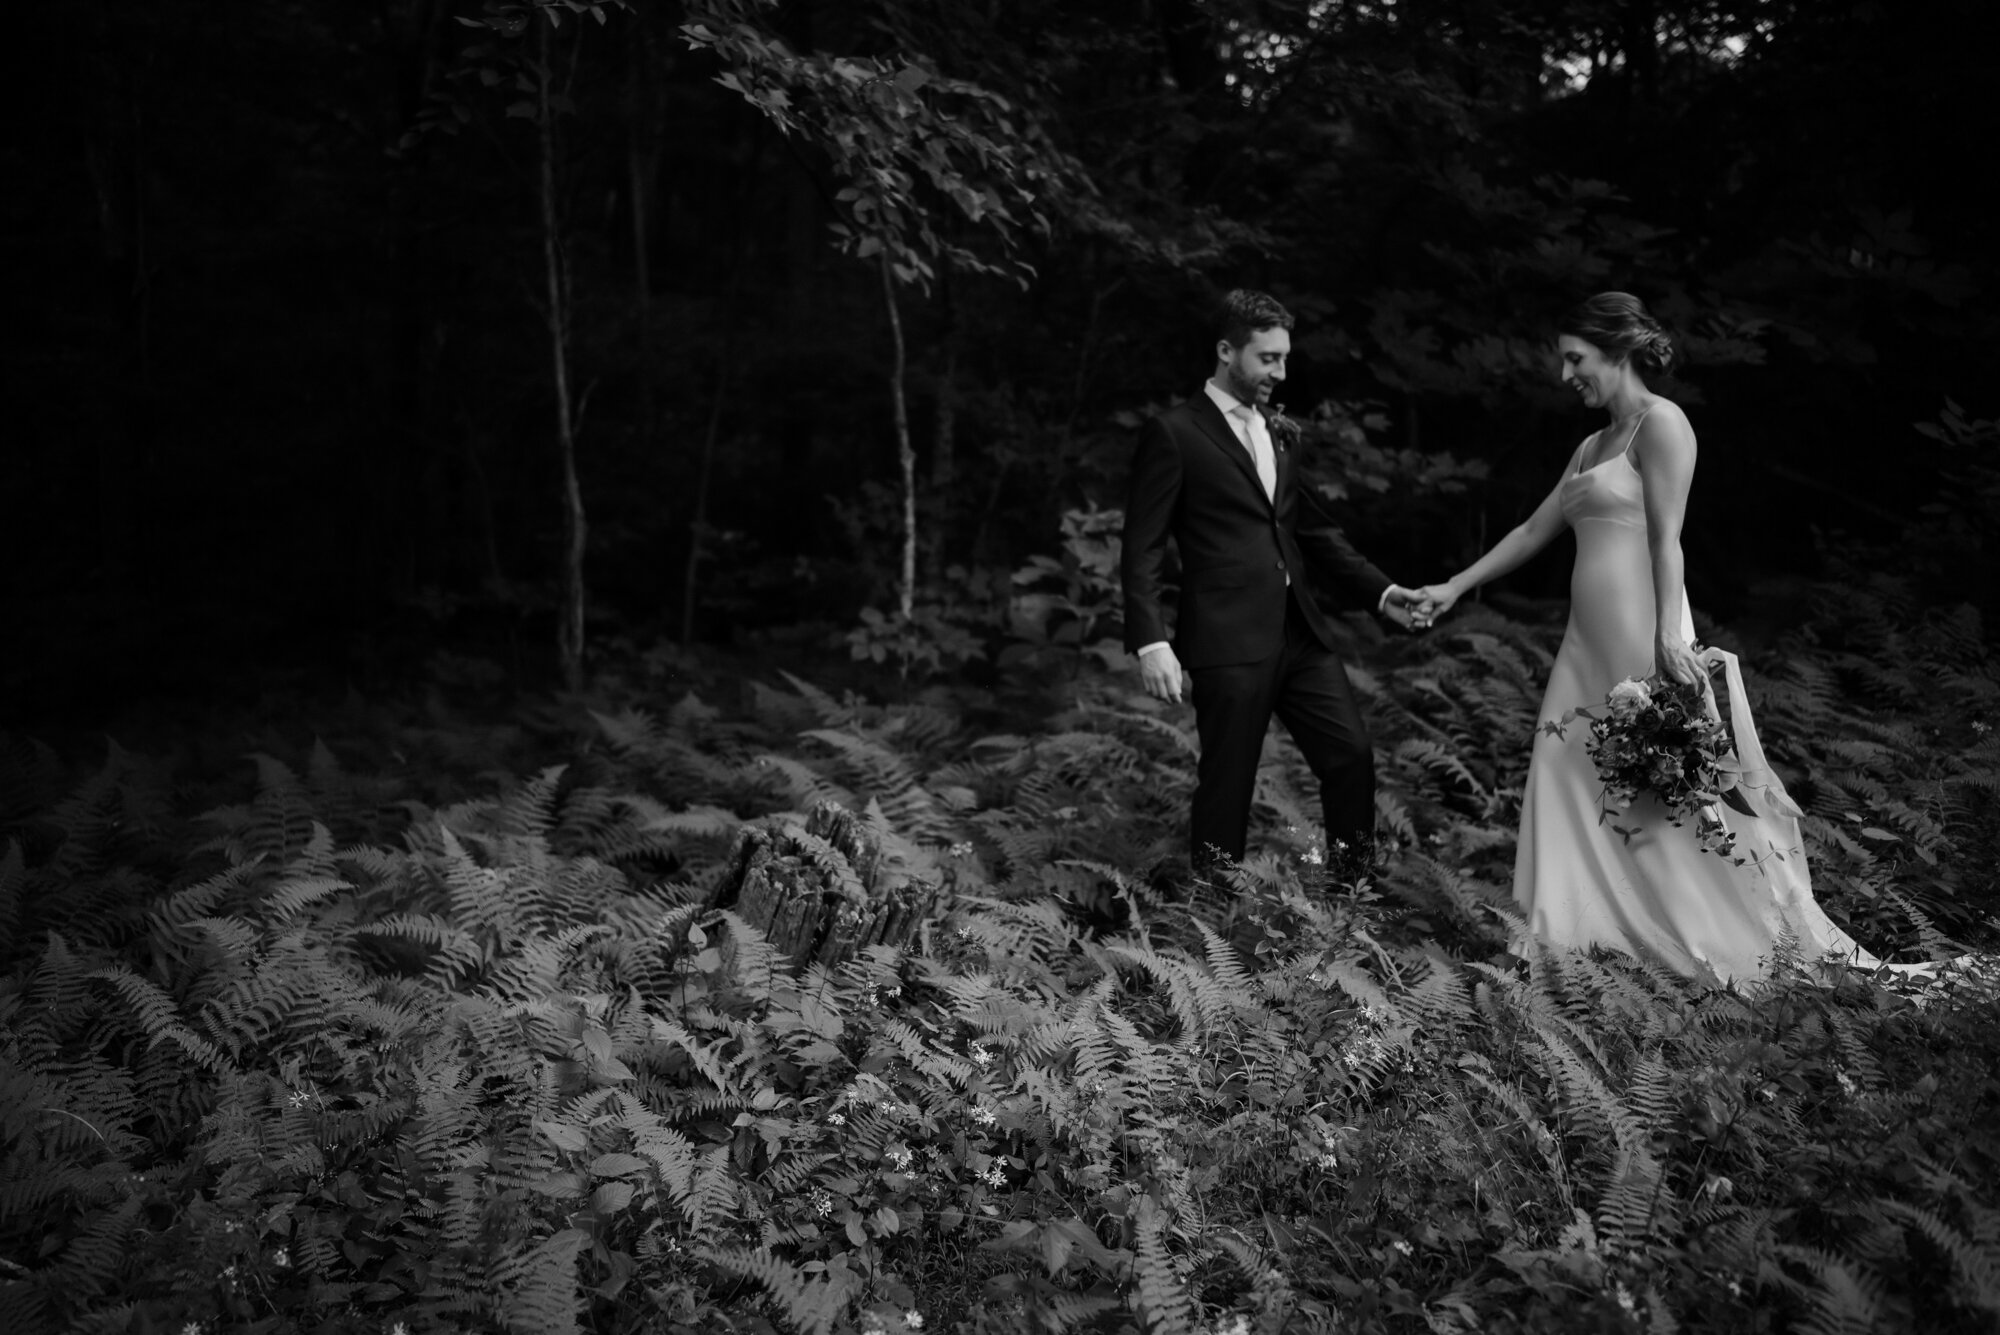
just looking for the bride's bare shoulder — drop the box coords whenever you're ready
[1643,396,1694,433]
[1638,398,1696,449]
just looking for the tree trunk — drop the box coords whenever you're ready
[538,23,587,691]
[1045,276,1119,509]
[879,246,917,621]
[625,19,657,443]
[680,379,726,646]
[932,344,957,494]
[381,0,446,603]
[930,261,957,496]
[926,340,957,580]
[928,262,957,578]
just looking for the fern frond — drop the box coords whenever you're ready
[698,1244,845,1335]
[1878,1200,2000,1311]
[87,964,225,1071]
[1131,1196,1198,1335]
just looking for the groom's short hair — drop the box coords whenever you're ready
[1216,289,1294,348]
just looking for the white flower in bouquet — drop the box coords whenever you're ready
[1607,677,1652,713]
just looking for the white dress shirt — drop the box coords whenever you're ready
[1205,381,1277,499]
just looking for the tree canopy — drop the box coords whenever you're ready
[9,0,1994,711]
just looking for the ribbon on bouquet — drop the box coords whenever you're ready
[1695,644,1805,822]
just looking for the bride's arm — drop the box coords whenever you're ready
[1414,473,1572,620]
[1636,406,1703,684]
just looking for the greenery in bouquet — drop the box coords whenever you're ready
[1549,672,1755,859]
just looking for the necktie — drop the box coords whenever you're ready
[1236,406,1276,500]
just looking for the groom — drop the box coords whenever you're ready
[1122,289,1423,873]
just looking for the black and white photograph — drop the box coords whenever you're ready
[5,2,1997,1332]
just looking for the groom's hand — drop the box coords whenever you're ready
[1138,644,1187,703]
[1379,584,1424,632]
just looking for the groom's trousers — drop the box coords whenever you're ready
[1186,593,1374,868]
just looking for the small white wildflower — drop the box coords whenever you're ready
[271,1247,290,1268]
[827,1111,846,1126]
[886,985,902,998]
[1301,847,1323,866]
[1316,1153,1339,1171]
[1391,1239,1413,1257]
[1214,1317,1252,1335]
[948,841,974,857]
[979,1164,1007,1188]
[181,1325,204,1335]
[904,1313,925,1330]
[1759,1086,1776,1103]
[809,1188,834,1217]
[887,1148,914,1172]
[1702,1175,1735,1200]
[1615,1283,1637,1315]
[972,1107,998,1127]
[389,1324,411,1335]
[955,926,972,941]
[1835,1069,1857,1097]
[969,1043,993,1068]
[1727,1279,1743,1298]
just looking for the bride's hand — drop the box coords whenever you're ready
[1653,632,1703,686]
[1411,582,1462,628]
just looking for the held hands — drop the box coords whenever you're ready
[1380,585,1430,632]
[1392,579,1472,631]
[1138,644,1189,703]
[1405,582,1463,631]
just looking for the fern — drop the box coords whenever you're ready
[699,1244,848,1334]
[1130,1196,1198,1334]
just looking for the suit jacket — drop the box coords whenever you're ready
[1121,393,1392,669]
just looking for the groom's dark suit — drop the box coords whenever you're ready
[1122,390,1393,866]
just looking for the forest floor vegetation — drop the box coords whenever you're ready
[3,564,1998,1335]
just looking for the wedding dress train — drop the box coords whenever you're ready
[1513,431,1879,983]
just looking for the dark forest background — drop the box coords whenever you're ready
[8,0,1995,725]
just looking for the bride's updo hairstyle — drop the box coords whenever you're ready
[1560,291,1677,376]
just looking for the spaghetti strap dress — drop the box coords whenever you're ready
[1512,413,1879,983]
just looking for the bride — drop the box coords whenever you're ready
[1412,292,1888,983]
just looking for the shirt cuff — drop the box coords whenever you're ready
[1377,585,1402,614]
[1136,641,1171,659]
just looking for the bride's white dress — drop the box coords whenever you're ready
[1513,424,1877,983]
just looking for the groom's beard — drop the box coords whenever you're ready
[1224,365,1271,407]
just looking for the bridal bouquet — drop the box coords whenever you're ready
[1551,673,1756,860]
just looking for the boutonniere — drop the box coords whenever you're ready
[1266,405,1303,451]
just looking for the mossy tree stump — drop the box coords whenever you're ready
[707,801,948,969]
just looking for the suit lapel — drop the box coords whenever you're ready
[1189,394,1272,511]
